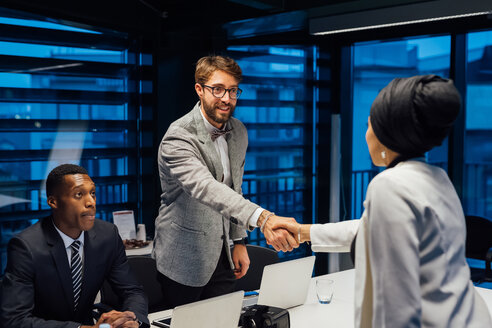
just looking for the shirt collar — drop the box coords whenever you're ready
[52,219,85,249]
[199,104,228,134]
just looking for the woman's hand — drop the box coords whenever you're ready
[269,219,311,243]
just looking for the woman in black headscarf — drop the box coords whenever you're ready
[274,75,492,327]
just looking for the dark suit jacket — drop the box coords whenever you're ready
[0,216,149,328]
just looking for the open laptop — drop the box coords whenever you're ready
[153,290,243,328]
[256,255,316,309]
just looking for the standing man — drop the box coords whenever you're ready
[153,55,298,309]
[0,164,149,328]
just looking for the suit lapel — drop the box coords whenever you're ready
[192,102,224,182]
[227,124,242,192]
[44,218,74,312]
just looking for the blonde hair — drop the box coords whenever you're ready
[195,55,242,84]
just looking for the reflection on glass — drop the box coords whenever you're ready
[0,103,128,120]
[0,13,143,275]
[0,73,126,92]
[0,17,101,34]
[0,40,124,63]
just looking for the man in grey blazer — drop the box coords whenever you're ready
[153,55,299,309]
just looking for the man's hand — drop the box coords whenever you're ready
[86,310,139,328]
[268,217,300,235]
[269,217,311,243]
[102,310,139,328]
[232,243,250,279]
[258,211,299,252]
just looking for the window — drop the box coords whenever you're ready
[464,29,492,219]
[350,36,451,219]
[0,10,153,274]
[228,46,317,260]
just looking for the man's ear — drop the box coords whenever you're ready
[195,83,203,98]
[47,195,57,209]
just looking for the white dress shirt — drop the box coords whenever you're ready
[53,221,85,267]
[199,109,263,229]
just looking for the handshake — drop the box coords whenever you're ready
[256,210,309,252]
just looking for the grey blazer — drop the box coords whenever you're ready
[153,102,259,287]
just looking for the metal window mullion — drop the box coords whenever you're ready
[448,33,467,200]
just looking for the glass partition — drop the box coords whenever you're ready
[464,29,492,220]
[351,35,451,219]
[0,12,152,275]
[228,45,318,260]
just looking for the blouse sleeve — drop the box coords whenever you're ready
[310,219,360,253]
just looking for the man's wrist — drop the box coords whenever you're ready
[257,210,271,228]
[260,212,275,233]
[233,238,246,245]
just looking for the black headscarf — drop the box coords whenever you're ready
[369,75,461,156]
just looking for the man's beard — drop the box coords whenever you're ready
[202,99,235,125]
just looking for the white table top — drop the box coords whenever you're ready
[149,268,492,328]
[148,269,356,328]
[288,269,355,328]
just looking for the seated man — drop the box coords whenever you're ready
[0,164,149,328]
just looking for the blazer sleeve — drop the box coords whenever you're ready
[229,221,248,240]
[0,237,80,328]
[160,127,259,228]
[365,174,421,328]
[106,225,149,326]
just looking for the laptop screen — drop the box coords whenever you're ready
[257,255,315,309]
[153,290,243,328]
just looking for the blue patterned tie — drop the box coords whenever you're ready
[70,240,82,311]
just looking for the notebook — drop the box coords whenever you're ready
[256,255,316,309]
[153,290,243,328]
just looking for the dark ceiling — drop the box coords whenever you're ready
[3,0,491,47]
[0,0,359,33]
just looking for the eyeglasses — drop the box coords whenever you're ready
[201,84,242,99]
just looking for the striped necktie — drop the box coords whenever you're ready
[70,240,82,311]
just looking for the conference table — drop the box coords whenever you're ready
[148,269,492,328]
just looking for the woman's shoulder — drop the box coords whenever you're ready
[368,160,449,198]
[368,163,407,188]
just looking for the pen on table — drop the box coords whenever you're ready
[244,291,259,296]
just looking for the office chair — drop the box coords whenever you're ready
[235,244,279,292]
[465,215,492,283]
[99,255,166,313]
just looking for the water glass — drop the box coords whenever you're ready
[316,278,334,304]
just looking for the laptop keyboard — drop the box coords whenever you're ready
[242,294,258,308]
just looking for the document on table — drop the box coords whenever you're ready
[113,210,136,240]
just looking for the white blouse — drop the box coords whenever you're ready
[311,160,492,327]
